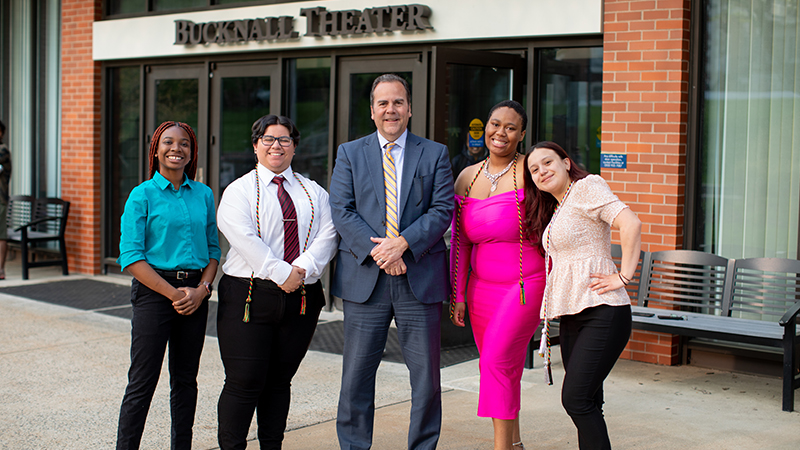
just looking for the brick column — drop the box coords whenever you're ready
[602,0,692,365]
[61,0,103,275]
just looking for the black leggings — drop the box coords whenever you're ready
[559,304,631,450]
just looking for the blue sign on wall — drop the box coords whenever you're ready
[600,153,627,169]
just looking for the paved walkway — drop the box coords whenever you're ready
[0,262,797,449]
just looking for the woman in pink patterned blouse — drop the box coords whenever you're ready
[523,141,641,450]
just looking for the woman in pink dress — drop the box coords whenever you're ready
[450,100,545,450]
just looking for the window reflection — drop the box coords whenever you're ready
[106,67,140,260]
[287,58,332,187]
[537,47,603,174]
[444,64,511,179]
[155,79,198,130]
[107,0,278,16]
[153,0,206,12]
[219,76,270,191]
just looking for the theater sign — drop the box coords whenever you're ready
[93,0,602,60]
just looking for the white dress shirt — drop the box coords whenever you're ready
[376,129,407,199]
[217,163,338,285]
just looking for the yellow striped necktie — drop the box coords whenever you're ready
[383,143,399,238]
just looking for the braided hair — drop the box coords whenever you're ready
[148,121,198,180]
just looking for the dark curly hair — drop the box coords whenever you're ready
[523,141,590,255]
[148,121,198,180]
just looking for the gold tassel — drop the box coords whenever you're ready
[519,280,526,305]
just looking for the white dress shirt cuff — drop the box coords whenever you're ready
[269,260,293,285]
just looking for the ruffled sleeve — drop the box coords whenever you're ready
[569,175,628,226]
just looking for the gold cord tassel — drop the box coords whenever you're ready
[243,302,251,323]
[300,284,307,315]
[519,280,526,305]
[243,272,255,323]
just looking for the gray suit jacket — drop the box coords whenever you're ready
[329,131,455,304]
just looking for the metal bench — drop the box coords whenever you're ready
[631,251,800,411]
[6,195,70,280]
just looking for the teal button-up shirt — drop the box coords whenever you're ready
[117,172,221,271]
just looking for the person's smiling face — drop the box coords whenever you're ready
[254,124,296,173]
[526,147,572,200]
[156,126,191,176]
[370,81,412,142]
[484,107,526,158]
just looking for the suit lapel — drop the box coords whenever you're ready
[364,133,385,211]
[398,133,421,220]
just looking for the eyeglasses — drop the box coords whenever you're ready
[261,135,294,147]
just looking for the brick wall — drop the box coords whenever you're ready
[602,0,692,365]
[61,0,103,275]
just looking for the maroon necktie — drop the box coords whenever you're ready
[272,175,300,263]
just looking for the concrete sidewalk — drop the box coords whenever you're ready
[0,269,798,449]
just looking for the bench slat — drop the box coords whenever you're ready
[631,306,785,342]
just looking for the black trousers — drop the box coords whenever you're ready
[116,274,208,450]
[559,304,632,450]
[216,275,325,450]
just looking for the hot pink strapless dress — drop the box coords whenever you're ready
[450,189,545,419]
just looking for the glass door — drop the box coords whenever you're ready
[336,54,427,150]
[105,67,141,264]
[208,61,279,258]
[144,64,208,181]
[430,47,525,179]
[208,61,280,196]
[536,47,603,174]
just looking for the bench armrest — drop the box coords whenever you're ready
[779,301,800,327]
[13,215,63,232]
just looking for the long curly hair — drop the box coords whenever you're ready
[148,121,198,180]
[523,141,590,255]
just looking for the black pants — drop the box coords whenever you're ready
[117,274,208,450]
[559,304,631,450]
[216,275,324,450]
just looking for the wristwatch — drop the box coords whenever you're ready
[199,281,213,296]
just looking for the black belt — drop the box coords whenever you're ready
[155,269,202,280]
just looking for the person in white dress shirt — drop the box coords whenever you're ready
[215,114,338,450]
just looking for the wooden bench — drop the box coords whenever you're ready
[6,195,70,280]
[630,250,800,412]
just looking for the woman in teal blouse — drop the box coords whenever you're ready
[115,121,221,450]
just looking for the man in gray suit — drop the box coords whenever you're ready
[330,74,454,449]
